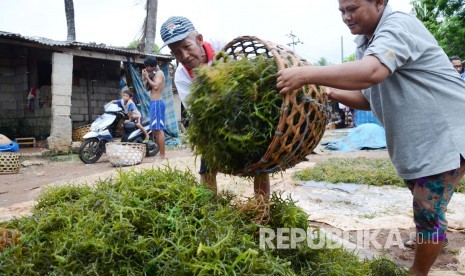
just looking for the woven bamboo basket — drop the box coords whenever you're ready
[106,142,146,167]
[0,152,20,175]
[221,36,329,176]
[72,124,91,142]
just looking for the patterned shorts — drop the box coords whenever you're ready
[404,156,465,241]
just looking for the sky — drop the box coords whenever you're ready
[0,0,413,64]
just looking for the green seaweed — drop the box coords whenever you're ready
[0,167,408,275]
[186,54,282,174]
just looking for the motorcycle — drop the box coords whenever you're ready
[78,102,159,164]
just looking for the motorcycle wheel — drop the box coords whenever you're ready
[79,138,104,164]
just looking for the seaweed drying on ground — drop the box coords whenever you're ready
[293,157,465,192]
[0,167,408,275]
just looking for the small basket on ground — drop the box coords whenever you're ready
[106,142,146,167]
[72,124,91,142]
[221,36,329,176]
[0,152,20,175]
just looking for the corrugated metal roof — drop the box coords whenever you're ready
[0,31,173,60]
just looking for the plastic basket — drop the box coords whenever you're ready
[221,36,329,176]
[106,142,146,167]
[0,152,20,174]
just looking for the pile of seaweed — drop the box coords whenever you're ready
[186,54,282,174]
[0,167,408,275]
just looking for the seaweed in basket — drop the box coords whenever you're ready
[186,53,282,174]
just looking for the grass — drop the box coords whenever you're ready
[0,166,408,275]
[293,157,465,193]
[39,149,79,162]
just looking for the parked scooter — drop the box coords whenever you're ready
[78,102,159,164]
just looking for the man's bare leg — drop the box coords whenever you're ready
[200,171,217,195]
[253,173,270,197]
[410,237,444,275]
[153,130,165,159]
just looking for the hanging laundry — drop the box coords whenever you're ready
[27,87,37,111]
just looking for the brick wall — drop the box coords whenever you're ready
[70,57,121,127]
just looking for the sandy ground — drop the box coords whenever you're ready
[1,129,465,274]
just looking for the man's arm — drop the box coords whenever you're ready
[328,88,371,110]
[277,56,391,93]
[146,70,165,93]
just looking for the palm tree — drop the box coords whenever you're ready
[136,0,158,54]
[64,0,76,41]
[144,0,158,54]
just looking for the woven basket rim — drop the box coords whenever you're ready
[219,36,329,176]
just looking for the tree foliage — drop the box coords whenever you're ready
[343,54,356,63]
[411,0,465,58]
[126,40,159,53]
[314,57,331,66]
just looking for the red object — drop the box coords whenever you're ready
[27,87,37,111]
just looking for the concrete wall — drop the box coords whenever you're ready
[0,42,179,150]
[0,46,53,139]
[70,57,121,127]
[47,52,73,152]
[0,46,123,142]
[0,45,29,138]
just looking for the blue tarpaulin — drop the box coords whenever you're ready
[353,110,381,127]
[322,123,386,151]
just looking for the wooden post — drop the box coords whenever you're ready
[201,171,218,195]
[254,173,270,196]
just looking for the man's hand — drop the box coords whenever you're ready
[276,67,303,94]
[142,69,148,80]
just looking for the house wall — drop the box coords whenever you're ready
[0,45,52,140]
[22,49,53,139]
[0,44,18,139]
[70,56,122,128]
[0,41,177,149]
[0,46,123,140]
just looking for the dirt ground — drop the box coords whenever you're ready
[1,130,465,274]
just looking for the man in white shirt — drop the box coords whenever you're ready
[159,16,224,193]
[159,16,271,196]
